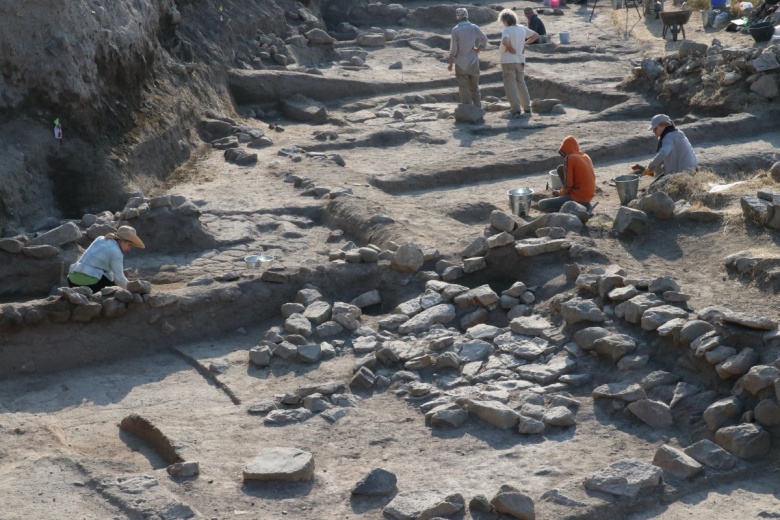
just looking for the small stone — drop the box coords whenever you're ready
[490,485,535,520]
[652,444,703,479]
[683,439,737,470]
[352,468,397,496]
[167,461,200,477]
[715,423,771,459]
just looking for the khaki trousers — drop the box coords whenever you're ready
[455,63,481,106]
[501,62,532,113]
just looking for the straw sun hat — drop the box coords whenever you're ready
[112,225,145,249]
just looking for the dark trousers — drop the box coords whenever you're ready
[68,275,113,293]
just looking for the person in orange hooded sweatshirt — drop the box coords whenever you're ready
[539,135,596,213]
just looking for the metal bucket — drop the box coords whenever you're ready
[701,9,716,27]
[508,188,534,216]
[613,175,640,205]
[548,170,563,190]
[245,254,275,269]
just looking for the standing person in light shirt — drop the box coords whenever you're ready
[499,9,539,118]
[447,8,489,107]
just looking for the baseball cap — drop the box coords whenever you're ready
[648,114,672,131]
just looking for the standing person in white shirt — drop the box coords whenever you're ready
[448,8,489,107]
[499,9,539,118]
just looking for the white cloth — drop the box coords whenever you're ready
[500,25,535,64]
[69,236,128,288]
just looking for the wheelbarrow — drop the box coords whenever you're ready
[660,10,692,41]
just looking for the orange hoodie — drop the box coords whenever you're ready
[558,136,595,203]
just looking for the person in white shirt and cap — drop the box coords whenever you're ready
[499,9,539,117]
[632,114,698,177]
[68,225,145,292]
[448,8,489,107]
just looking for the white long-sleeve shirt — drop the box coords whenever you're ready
[69,236,128,288]
[648,129,698,175]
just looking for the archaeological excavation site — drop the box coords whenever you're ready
[1,0,780,518]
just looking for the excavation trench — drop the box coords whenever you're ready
[369,110,780,195]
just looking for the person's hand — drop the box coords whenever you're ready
[643,169,655,176]
[474,47,481,53]
[552,190,560,196]
[447,63,453,72]
[630,163,641,170]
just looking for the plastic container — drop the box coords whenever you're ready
[508,188,534,216]
[612,0,624,8]
[714,11,729,26]
[701,9,717,27]
[749,21,775,42]
[548,170,563,190]
[551,0,560,6]
[559,31,571,44]
[613,175,640,206]
[711,0,727,8]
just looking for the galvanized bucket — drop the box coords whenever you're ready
[613,175,640,205]
[508,188,534,216]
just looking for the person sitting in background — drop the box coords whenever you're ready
[631,114,697,178]
[68,225,145,292]
[539,136,596,213]
[524,8,547,43]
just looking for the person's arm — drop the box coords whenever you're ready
[448,29,458,71]
[502,36,516,54]
[524,29,539,49]
[475,27,488,52]
[647,137,673,172]
[559,162,575,195]
[107,244,129,289]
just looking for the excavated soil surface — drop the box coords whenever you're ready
[1,1,780,519]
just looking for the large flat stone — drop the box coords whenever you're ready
[243,447,314,481]
[583,459,662,498]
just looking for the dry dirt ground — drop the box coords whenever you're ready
[1,1,780,519]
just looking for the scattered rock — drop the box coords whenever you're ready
[490,485,535,520]
[352,468,397,496]
[384,491,464,520]
[714,423,771,459]
[652,444,703,479]
[583,459,662,498]
[243,447,314,481]
[454,104,485,124]
[683,439,737,470]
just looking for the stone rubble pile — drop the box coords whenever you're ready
[740,187,780,230]
[613,187,724,235]
[723,250,780,286]
[634,40,780,103]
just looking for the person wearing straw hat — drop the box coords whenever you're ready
[68,225,145,292]
[539,135,596,212]
[631,114,697,178]
[448,7,489,107]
